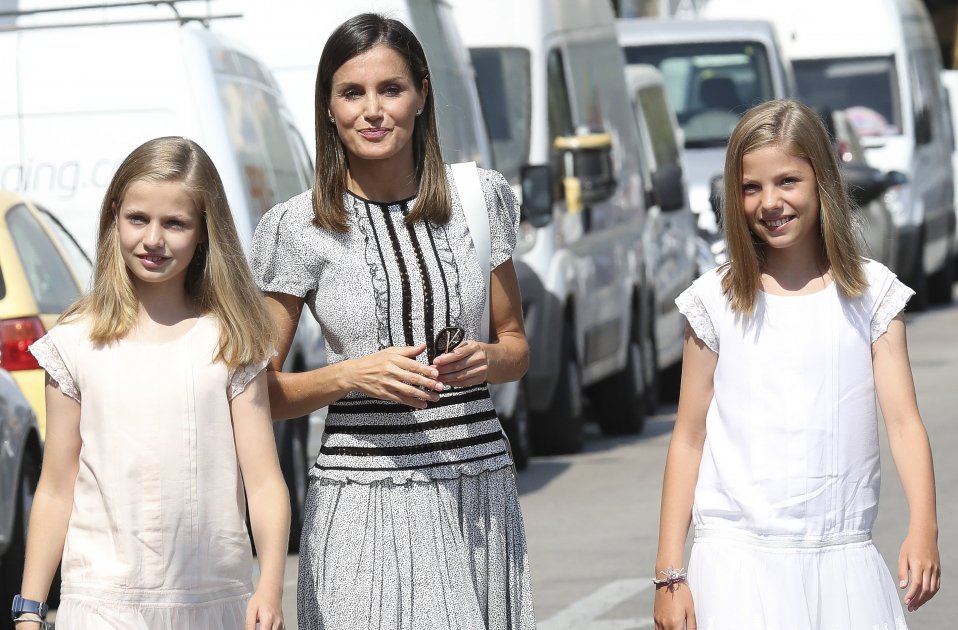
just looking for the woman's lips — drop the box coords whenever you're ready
[761,216,794,233]
[138,254,169,270]
[359,128,388,140]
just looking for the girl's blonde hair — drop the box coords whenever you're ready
[721,99,867,313]
[312,13,449,232]
[62,136,275,368]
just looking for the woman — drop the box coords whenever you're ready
[250,13,537,630]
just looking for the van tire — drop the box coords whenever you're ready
[590,310,648,435]
[928,250,955,305]
[280,416,310,553]
[530,322,583,454]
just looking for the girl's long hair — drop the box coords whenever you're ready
[62,136,275,368]
[312,12,449,232]
[721,99,867,314]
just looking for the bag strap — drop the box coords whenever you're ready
[451,161,491,343]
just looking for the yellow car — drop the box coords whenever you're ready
[0,191,92,437]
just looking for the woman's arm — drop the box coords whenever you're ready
[872,313,940,612]
[232,370,289,630]
[262,293,445,420]
[653,325,715,630]
[18,381,81,623]
[432,259,528,386]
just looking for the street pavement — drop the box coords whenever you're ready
[275,291,957,629]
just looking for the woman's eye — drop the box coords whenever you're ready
[340,89,361,100]
[383,85,402,96]
[166,220,186,230]
[127,214,147,224]
[742,184,759,193]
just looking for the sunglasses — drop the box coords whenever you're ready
[433,326,465,357]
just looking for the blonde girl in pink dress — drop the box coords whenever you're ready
[15,137,290,629]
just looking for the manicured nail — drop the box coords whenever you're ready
[900,580,906,588]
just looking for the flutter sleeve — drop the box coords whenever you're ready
[870,277,914,342]
[28,328,80,402]
[250,196,316,298]
[675,284,719,354]
[228,356,271,400]
[478,168,520,269]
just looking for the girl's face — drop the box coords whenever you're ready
[328,44,427,167]
[741,144,821,253]
[117,180,203,291]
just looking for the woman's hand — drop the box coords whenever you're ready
[653,583,697,630]
[433,340,489,387]
[898,526,941,612]
[245,588,284,630]
[346,343,444,408]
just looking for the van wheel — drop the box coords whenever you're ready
[281,416,309,553]
[530,322,583,454]
[640,308,660,412]
[501,383,530,470]
[928,249,955,305]
[0,449,60,625]
[590,316,648,435]
[906,242,929,312]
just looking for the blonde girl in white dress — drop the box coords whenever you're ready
[16,137,290,629]
[653,100,941,630]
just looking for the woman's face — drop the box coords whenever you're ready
[328,44,428,168]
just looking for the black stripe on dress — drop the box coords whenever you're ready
[325,409,498,435]
[363,200,395,347]
[313,450,508,472]
[338,384,487,404]
[424,221,453,327]
[319,431,504,457]
[329,384,490,415]
[379,204,415,347]
[404,204,436,362]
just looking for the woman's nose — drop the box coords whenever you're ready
[143,223,164,248]
[363,93,384,119]
[761,187,780,210]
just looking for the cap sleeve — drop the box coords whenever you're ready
[250,194,316,298]
[478,168,520,269]
[228,356,270,400]
[675,284,719,353]
[870,277,914,342]
[28,329,80,402]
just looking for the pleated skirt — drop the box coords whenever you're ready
[297,466,536,630]
[54,593,249,629]
[688,532,907,630]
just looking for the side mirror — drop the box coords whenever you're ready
[652,163,685,212]
[553,132,616,209]
[519,164,554,228]
[843,162,896,207]
[885,170,908,187]
[709,174,724,227]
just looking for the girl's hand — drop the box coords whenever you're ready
[347,344,444,409]
[432,340,488,387]
[653,583,697,629]
[898,528,941,612]
[245,589,284,630]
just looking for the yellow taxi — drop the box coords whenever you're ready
[0,191,91,437]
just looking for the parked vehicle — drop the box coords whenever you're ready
[703,0,956,306]
[0,192,91,438]
[0,6,323,548]
[942,69,958,275]
[450,0,696,455]
[0,368,47,630]
[617,18,797,240]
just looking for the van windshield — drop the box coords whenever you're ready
[469,47,532,184]
[793,57,901,136]
[624,42,774,148]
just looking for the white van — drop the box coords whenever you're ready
[942,69,958,275]
[450,0,697,454]
[617,18,797,239]
[703,0,956,306]
[0,7,321,547]
[211,0,491,166]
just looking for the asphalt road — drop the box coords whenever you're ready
[272,293,958,629]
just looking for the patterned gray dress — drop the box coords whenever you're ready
[250,166,537,630]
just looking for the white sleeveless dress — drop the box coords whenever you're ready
[29,315,268,629]
[675,260,912,630]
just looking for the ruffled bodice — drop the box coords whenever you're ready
[676,260,913,541]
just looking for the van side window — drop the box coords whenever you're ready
[637,86,680,169]
[547,49,574,139]
[6,204,80,313]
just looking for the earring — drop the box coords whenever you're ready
[415,109,422,116]
[329,116,335,124]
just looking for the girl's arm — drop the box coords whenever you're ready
[872,313,940,612]
[433,259,529,385]
[653,325,715,630]
[232,370,290,630]
[18,380,81,626]
[262,293,445,420]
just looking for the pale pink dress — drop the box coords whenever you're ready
[29,315,268,629]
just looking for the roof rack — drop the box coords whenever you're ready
[0,1,241,32]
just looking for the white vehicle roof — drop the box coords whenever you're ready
[616,18,782,48]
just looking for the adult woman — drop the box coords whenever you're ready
[250,13,536,630]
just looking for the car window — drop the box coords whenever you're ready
[470,47,532,184]
[6,204,80,313]
[547,48,575,140]
[793,57,901,135]
[637,86,680,170]
[36,206,93,291]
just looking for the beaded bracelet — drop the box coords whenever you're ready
[652,565,688,591]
